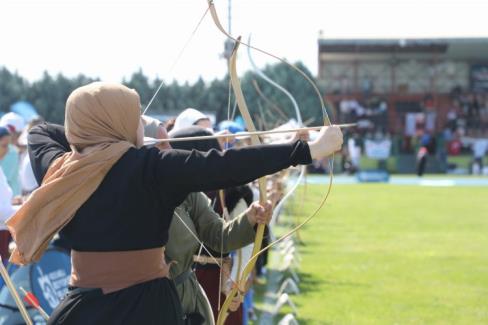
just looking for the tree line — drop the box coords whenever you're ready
[0,62,327,127]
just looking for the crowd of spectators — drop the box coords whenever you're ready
[335,90,488,175]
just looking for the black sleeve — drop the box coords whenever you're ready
[28,123,70,184]
[153,140,312,205]
[27,123,312,208]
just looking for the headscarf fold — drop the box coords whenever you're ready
[7,82,141,265]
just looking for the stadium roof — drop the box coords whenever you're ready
[318,37,488,61]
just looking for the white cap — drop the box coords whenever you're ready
[0,112,25,133]
[171,108,209,133]
[18,128,29,146]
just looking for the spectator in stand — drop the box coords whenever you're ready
[467,94,481,129]
[471,130,488,175]
[446,107,458,132]
[416,146,428,177]
[422,131,436,155]
[416,131,436,177]
[436,129,449,172]
[347,132,362,172]
[480,97,488,130]
[341,146,352,174]
[448,133,463,156]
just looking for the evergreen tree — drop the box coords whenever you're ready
[0,61,324,126]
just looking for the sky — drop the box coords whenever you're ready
[1,0,487,85]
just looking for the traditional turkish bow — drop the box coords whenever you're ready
[205,2,336,323]
[215,36,268,325]
[247,35,307,236]
[141,1,337,323]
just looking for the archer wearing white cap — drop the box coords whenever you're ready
[171,108,212,133]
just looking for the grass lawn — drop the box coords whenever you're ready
[257,183,488,324]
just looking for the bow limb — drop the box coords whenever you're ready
[247,35,302,126]
[216,37,268,325]
[247,36,308,235]
[207,0,331,125]
[217,189,230,310]
[251,79,289,124]
[0,258,33,325]
[208,2,336,322]
[224,43,332,307]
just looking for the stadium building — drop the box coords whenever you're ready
[317,37,488,173]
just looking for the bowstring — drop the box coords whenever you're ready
[141,2,238,291]
[143,5,210,115]
[174,211,239,289]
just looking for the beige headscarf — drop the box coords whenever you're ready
[6,82,141,265]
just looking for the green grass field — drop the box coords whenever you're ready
[256,183,488,324]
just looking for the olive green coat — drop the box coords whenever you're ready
[165,192,255,325]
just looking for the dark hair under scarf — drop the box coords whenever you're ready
[169,126,220,152]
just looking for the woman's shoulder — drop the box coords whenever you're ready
[120,146,162,163]
[110,146,163,181]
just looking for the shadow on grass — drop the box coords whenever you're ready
[253,270,368,324]
[298,271,370,295]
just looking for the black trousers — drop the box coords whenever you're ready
[48,278,184,325]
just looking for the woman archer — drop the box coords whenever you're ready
[7,82,342,324]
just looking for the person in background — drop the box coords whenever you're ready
[436,128,449,173]
[150,121,266,325]
[470,130,488,175]
[416,146,428,177]
[473,143,488,174]
[347,132,362,172]
[224,185,256,324]
[0,126,20,262]
[170,126,245,324]
[171,108,212,134]
[165,118,177,133]
[447,132,462,156]
[141,115,168,141]
[0,112,25,195]
[18,118,44,196]
[171,109,236,154]
[417,131,437,177]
